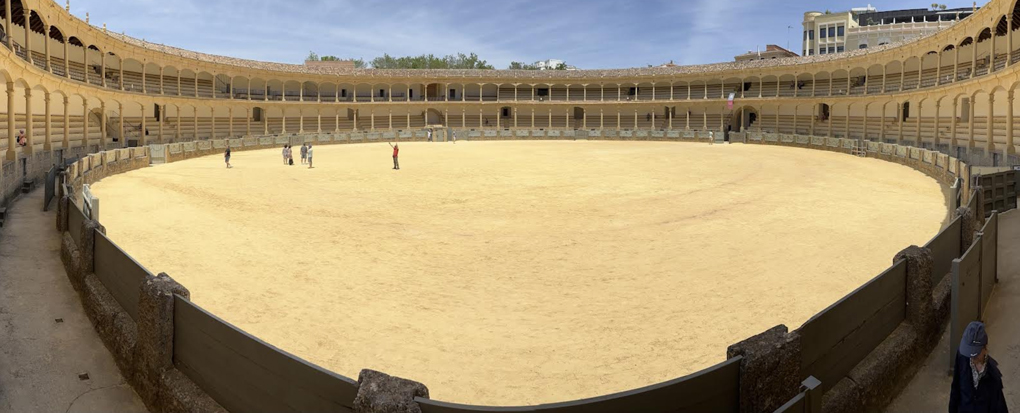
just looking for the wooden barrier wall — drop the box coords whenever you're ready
[68,201,84,242]
[950,235,983,370]
[172,295,360,413]
[415,357,741,413]
[93,232,149,320]
[925,217,962,285]
[797,260,907,393]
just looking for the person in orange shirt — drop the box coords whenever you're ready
[388,142,400,170]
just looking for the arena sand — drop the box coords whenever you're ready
[91,141,947,405]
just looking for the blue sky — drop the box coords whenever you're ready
[68,0,981,69]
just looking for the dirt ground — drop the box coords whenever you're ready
[91,141,947,406]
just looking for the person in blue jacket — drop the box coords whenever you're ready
[950,321,1008,413]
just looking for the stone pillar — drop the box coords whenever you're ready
[44,93,52,150]
[82,102,90,150]
[957,205,976,255]
[140,107,148,146]
[894,246,936,341]
[75,220,105,291]
[64,42,70,79]
[915,100,922,146]
[933,102,941,148]
[353,369,429,413]
[986,94,995,154]
[1008,92,1015,155]
[118,103,124,147]
[24,88,34,152]
[726,325,802,413]
[951,98,959,148]
[132,272,191,410]
[100,102,107,148]
[3,0,10,49]
[23,9,32,64]
[968,97,976,149]
[63,97,70,149]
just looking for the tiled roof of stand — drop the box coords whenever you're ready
[105,29,940,79]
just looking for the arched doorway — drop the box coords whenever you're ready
[729,106,759,134]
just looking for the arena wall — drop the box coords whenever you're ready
[41,131,1016,413]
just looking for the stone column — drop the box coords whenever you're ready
[5,82,14,160]
[44,27,51,72]
[990,33,997,74]
[24,88,34,152]
[727,326,802,413]
[158,105,165,142]
[23,9,32,64]
[915,100,922,146]
[63,97,70,149]
[971,46,977,79]
[119,65,125,90]
[968,96,976,149]
[987,94,995,154]
[3,0,11,49]
[1007,92,1015,155]
[99,102,107,148]
[44,93,52,150]
[951,98,959,148]
[100,52,106,87]
[118,103,125,147]
[64,41,70,79]
[140,107,148,146]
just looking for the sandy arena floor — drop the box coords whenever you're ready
[91,141,947,405]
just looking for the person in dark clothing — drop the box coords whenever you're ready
[950,321,1009,413]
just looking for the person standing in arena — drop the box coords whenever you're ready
[427,129,433,142]
[224,146,232,169]
[282,145,288,165]
[306,144,314,169]
[300,143,308,165]
[452,130,457,144]
[388,142,400,170]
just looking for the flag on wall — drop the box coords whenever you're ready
[727,93,735,110]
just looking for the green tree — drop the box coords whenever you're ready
[508,61,540,70]
[306,51,319,61]
[555,62,568,70]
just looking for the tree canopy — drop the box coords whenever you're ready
[306,51,493,69]
[370,53,494,69]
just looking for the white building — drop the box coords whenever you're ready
[803,5,976,56]
[534,59,577,70]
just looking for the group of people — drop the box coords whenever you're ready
[425,128,457,143]
[280,143,314,168]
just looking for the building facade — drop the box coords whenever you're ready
[734,45,800,62]
[1,0,1019,180]
[804,6,976,56]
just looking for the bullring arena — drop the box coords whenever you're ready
[0,0,1019,412]
[90,141,946,405]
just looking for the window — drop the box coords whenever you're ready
[809,30,814,40]
[340,89,347,98]
[828,27,835,38]
[808,49,814,56]
[804,30,808,41]
[820,48,827,55]
[628,87,638,96]
[837,26,844,36]
[820,28,827,39]
[449,88,456,99]
[379,89,386,98]
[537,88,549,97]
[829,47,836,54]
[837,46,844,53]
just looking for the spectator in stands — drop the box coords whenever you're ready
[17,130,27,147]
[950,321,1008,413]
[306,144,313,169]
[388,142,399,170]
[282,145,288,165]
[300,143,308,165]
[224,146,232,169]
